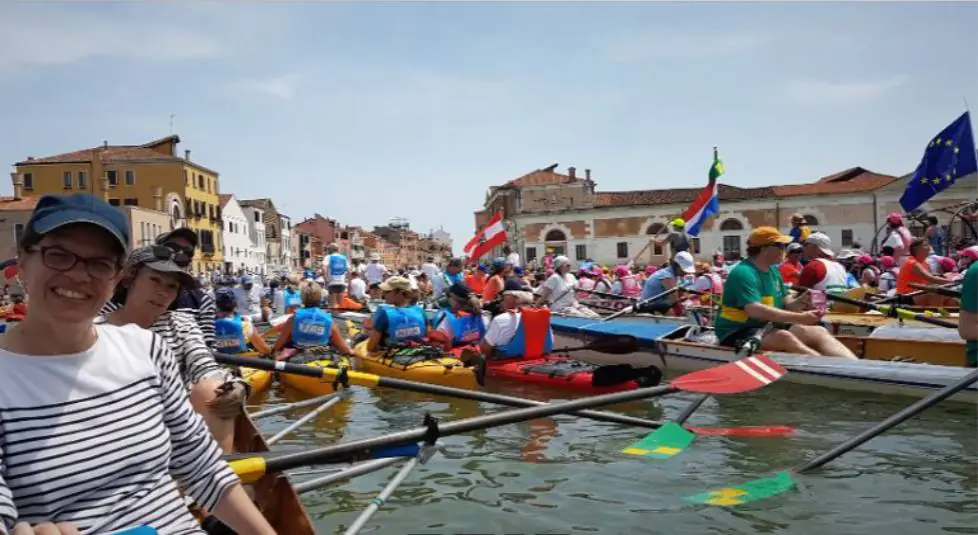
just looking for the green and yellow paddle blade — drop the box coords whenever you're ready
[622,421,695,459]
[685,470,797,506]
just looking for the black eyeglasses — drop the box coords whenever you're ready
[30,246,122,280]
[151,245,192,268]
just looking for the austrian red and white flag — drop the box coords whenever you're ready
[463,212,507,263]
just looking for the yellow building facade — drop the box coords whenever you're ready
[12,135,224,273]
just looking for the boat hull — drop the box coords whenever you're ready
[549,317,977,403]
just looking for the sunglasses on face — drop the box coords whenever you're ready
[152,245,192,267]
[30,245,121,280]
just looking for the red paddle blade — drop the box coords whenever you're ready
[687,425,796,437]
[670,355,786,394]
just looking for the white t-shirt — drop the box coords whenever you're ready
[421,263,440,281]
[543,273,578,312]
[364,263,388,285]
[484,311,521,347]
[506,252,521,268]
[349,278,367,300]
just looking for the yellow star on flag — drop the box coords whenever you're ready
[946,139,954,147]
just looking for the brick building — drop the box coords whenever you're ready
[474,164,978,266]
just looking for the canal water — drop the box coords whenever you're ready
[251,378,977,535]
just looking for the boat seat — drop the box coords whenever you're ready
[870,325,964,343]
[684,329,719,345]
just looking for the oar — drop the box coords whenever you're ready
[576,287,637,301]
[214,353,792,438]
[686,368,978,507]
[808,289,958,328]
[343,446,438,535]
[226,357,787,483]
[600,286,683,323]
[909,282,963,299]
[622,325,777,460]
[873,280,962,304]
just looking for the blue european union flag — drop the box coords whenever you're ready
[900,111,976,212]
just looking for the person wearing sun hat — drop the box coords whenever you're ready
[715,226,856,359]
[366,275,428,351]
[799,232,850,297]
[653,217,691,258]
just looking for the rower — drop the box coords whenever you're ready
[612,265,643,298]
[779,242,803,286]
[896,238,956,307]
[715,227,858,359]
[233,274,263,323]
[155,228,217,346]
[365,275,428,352]
[798,232,850,296]
[481,280,552,360]
[464,263,488,295]
[536,255,600,318]
[272,281,353,357]
[213,287,272,356]
[432,283,488,348]
[638,251,696,315]
[482,257,511,302]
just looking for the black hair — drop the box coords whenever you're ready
[881,245,895,256]
[746,245,763,257]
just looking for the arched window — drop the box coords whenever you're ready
[545,229,567,242]
[646,223,665,235]
[720,218,744,231]
[804,215,819,226]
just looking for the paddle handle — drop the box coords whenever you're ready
[794,369,978,474]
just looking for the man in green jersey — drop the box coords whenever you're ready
[959,261,977,367]
[714,227,857,358]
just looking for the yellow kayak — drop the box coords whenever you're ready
[352,340,482,390]
[278,349,355,397]
[232,351,273,400]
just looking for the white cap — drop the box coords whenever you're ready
[553,255,571,270]
[674,251,696,274]
[370,252,380,261]
[805,232,834,258]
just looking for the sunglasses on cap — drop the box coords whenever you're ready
[150,245,192,268]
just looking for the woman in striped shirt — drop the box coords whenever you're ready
[101,246,248,453]
[0,194,274,534]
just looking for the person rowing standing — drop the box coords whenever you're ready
[653,218,691,258]
[0,194,273,534]
[715,227,857,359]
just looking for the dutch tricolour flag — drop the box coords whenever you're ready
[682,179,720,237]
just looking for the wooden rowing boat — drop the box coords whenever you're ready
[230,413,317,534]
[548,316,975,402]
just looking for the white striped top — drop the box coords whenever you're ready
[0,324,239,534]
[96,310,239,391]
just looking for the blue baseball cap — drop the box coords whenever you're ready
[215,287,236,307]
[27,194,129,251]
[241,275,254,284]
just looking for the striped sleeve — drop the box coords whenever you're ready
[149,333,239,510]
[0,448,13,534]
[196,292,216,347]
[164,313,235,386]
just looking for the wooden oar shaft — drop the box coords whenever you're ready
[577,287,635,301]
[600,285,682,322]
[216,353,668,429]
[795,369,978,474]
[798,288,958,329]
[909,282,963,299]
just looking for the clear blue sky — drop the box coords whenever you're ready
[2,2,976,252]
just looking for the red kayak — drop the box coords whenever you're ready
[485,354,655,393]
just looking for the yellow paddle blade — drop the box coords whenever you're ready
[345,320,361,336]
[229,456,267,485]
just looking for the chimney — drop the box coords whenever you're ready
[585,168,591,181]
[568,166,576,179]
[152,186,163,212]
[100,175,110,202]
[103,140,108,149]
[184,149,191,161]
[10,173,22,200]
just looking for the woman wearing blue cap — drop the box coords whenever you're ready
[0,194,274,534]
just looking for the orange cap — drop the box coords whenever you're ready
[747,227,793,247]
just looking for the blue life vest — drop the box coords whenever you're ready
[327,254,349,278]
[434,309,486,346]
[497,308,554,358]
[214,314,248,353]
[445,271,464,286]
[283,288,302,309]
[383,305,428,344]
[292,307,333,347]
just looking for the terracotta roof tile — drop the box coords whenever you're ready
[218,194,233,208]
[775,169,896,197]
[0,196,40,212]
[504,167,583,188]
[595,184,775,207]
[15,135,219,175]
